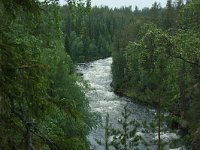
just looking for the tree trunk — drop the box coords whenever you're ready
[158,92,161,150]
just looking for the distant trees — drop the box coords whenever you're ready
[61,5,138,62]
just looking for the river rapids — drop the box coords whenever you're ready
[77,57,184,150]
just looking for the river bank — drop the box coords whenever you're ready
[111,82,190,150]
[112,86,158,107]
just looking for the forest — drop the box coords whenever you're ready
[0,0,200,149]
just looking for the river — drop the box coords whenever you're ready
[77,57,184,150]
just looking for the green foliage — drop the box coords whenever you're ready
[1,0,199,149]
[96,106,148,150]
[61,6,138,62]
[0,0,96,149]
[110,105,141,150]
[95,113,112,150]
[111,0,200,149]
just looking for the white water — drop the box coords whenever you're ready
[77,57,184,150]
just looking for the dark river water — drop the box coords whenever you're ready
[77,57,184,150]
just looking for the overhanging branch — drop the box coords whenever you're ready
[168,52,200,67]
[9,98,57,149]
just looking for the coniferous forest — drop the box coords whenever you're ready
[1,0,200,150]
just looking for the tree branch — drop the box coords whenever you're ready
[18,64,49,70]
[9,98,57,149]
[168,52,200,67]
